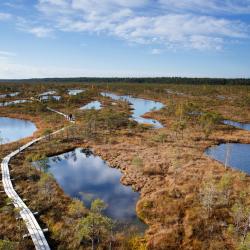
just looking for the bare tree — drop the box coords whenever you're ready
[224,143,232,169]
[200,178,217,218]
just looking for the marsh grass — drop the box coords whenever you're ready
[0,81,250,249]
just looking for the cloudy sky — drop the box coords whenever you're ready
[0,0,250,79]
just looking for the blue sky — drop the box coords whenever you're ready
[0,0,250,79]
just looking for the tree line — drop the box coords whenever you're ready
[1,77,250,85]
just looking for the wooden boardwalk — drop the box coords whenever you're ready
[1,107,74,250]
[46,107,68,119]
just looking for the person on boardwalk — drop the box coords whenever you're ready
[68,114,73,121]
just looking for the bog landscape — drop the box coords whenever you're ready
[0,78,250,250]
[1,1,250,249]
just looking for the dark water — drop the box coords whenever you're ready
[101,92,164,128]
[223,120,250,131]
[205,143,250,174]
[0,117,37,144]
[68,89,84,95]
[80,101,102,110]
[34,148,142,225]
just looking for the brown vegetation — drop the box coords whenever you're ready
[0,82,250,249]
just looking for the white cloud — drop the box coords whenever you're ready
[40,0,68,6]
[0,61,85,79]
[0,60,165,79]
[55,13,248,50]
[159,0,250,14]
[4,1,25,9]
[0,51,16,57]
[1,0,247,50]
[189,36,223,50]
[33,0,250,50]
[0,12,12,20]
[151,48,162,55]
[16,17,54,38]
[71,0,147,12]
[27,26,54,38]
[0,51,16,61]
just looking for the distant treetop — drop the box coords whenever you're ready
[0,77,250,85]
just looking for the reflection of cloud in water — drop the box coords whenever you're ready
[39,91,57,96]
[205,143,250,175]
[68,89,85,95]
[80,101,101,110]
[35,148,140,221]
[223,120,250,131]
[0,117,37,144]
[101,92,164,128]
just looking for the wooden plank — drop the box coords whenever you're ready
[1,107,73,250]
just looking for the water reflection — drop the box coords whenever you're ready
[186,114,250,132]
[0,92,19,98]
[39,95,61,101]
[223,120,250,131]
[39,91,57,96]
[68,89,85,95]
[0,100,31,107]
[80,101,102,110]
[33,148,140,223]
[0,117,37,144]
[101,92,164,128]
[205,143,250,174]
